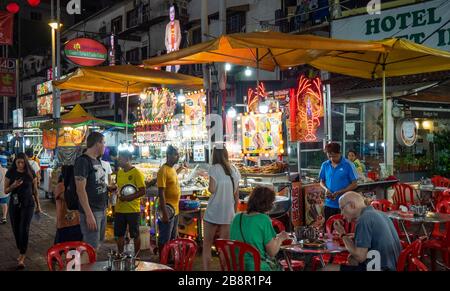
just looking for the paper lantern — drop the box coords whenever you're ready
[27,0,41,7]
[6,2,20,14]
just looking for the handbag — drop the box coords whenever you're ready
[239,213,281,271]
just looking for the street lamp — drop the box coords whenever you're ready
[48,20,62,30]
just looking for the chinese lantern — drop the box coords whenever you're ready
[27,0,41,7]
[6,2,20,14]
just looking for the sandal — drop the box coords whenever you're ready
[16,262,25,270]
[0,218,6,224]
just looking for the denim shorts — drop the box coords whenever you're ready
[0,196,9,205]
[79,211,106,250]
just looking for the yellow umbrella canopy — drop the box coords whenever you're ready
[143,31,387,71]
[53,64,204,93]
[310,38,450,79]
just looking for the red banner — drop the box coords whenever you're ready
[0,12,14,45]
[0,58,16,96]
[291,182,303,227]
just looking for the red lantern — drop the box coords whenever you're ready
[27,0,41,7]
[6,2,20,14]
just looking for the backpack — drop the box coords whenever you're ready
[65,154,93,211]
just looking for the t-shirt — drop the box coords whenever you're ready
[74,155,108,213]
[115,167,146,213]
[157,164,181,215]
[355,206,402,271]
[204,164,241,225]
[5,169,36,207]
[0,166,7,198]
[100,160,112,185]
[28,159,40,175]
[319,157,358,208]
[230,213,276,271]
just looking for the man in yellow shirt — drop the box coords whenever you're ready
[113,151,146,255]
[157,145,186,253]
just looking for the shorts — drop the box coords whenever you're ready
[55,225,83,244]
[79,211,106,249]
[114,212,140,239]
[0,196,9,204]
[157,214,179,246]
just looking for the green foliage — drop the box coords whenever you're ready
[433,129,450,176]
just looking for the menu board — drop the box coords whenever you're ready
[241,112,282,154]
[193,143,206,162]
[37,94,53,116]
[303,184,325,228]
[42,126,87,149]
[184,92,207,140]
[140,88,176,121]
[136,131,165,145]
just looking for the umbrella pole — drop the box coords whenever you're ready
[382,70,387,173]
[125,83,129,140]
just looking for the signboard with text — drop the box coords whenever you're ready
[331,0,450,51]
[64,37,108,67]
[0,58,16,96]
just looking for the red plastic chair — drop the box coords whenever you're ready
[160,238,197,271]
[370,199,414,242]
[392,183,416,208]
[47,241,96,271]
[435,189,450,206]
[410,257,429,271]
[423,200,450,271]
[371,199,394,212]
[397,238,424,271]
[311,214,355,271]
[271,218,304,271]
[214,239,261,271]
[431,176,450,188]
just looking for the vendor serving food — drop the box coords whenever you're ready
[319,143,358,222]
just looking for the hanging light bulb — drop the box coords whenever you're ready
[25,139,31,146]
[245,67,252,77]
[259,102,269,114]
[225,63,232,71]
[227,107,237,118]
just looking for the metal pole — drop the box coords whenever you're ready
[55,0,61,119]
[297,141,302,180]
[125,83,130,139]
[218,0,226,119]
[326,84,332,142]
[382,70,387,170]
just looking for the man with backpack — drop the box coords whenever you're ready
[73,132,109,250]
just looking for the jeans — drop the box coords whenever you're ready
[9,205,34,254]
[157,214,179,247]
[79,211,106,249]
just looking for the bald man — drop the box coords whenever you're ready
[332,191,401,271]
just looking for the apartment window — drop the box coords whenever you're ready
[227,12,246,34]
[141,47,148,61]
[30,12,42,21]
[126,48,140,64]
[127,9,139,28]
[142,4,150,22]
[111,16,123,34]
[192,28,201,45]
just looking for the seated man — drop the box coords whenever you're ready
[332,191,402,271]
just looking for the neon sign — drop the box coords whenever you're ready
[290,75,324,142]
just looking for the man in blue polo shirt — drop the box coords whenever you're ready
[319,142,358,222]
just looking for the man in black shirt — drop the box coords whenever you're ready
[74,132,108,250]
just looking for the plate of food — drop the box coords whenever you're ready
[301,239,326,248]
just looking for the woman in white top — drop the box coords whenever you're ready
[202,145,241,271]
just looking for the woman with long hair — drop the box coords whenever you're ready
[202,145,241,271]
[54,165,82,244]
[4,153,41,269]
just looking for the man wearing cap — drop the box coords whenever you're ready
[157,145,186,255]
[113,151,146,255]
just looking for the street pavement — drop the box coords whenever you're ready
[0,193,220,271]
